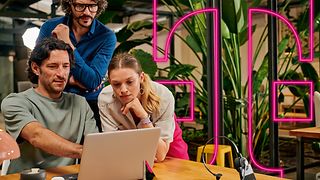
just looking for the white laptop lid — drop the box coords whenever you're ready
[78,127,161,180]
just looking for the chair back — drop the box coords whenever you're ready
[0,160,10,175]
[314,91,320,127]
[17,81,33,92]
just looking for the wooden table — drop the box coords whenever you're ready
[289,127,320,180]
[0,157,288,180]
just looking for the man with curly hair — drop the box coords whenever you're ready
[37,0,116,132]
[1,37,98,174]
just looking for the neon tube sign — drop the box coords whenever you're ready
[152,0,315,177]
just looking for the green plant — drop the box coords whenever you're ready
[156,0,320,160]
[101,0,320,161]
[250,0,320,159]
[159,0,252,152]
[102,0,261,156]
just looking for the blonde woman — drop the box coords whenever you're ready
[98,53,188,162]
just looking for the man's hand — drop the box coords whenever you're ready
[69,75,86,90]
[52,24,75,50]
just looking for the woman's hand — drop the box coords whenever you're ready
[121,97,148,120]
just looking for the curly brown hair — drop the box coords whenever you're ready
[60,0,108,17]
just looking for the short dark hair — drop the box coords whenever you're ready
[27,37,74,84]
[60,0,108,17]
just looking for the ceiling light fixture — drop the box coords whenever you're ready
[22,27,40,50]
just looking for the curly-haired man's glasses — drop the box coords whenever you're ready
[72,3,98,12]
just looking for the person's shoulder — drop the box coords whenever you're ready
[2,92,21,103]
[151,81,173,97]
[98,85,115,104]
[95,20,116,36]
[150,81,174,110]
[42,16,65,26]
[4,88,34,100]
[62,92,92,111]
[63,92,86,102]
[1,89,33,108]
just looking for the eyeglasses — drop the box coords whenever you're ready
[72,3,98,13]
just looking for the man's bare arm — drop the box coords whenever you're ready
[20,121,82,159]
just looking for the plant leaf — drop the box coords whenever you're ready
[303,94,310,116]
[222,0,238,34]
[251,0,263,7]
[186,35,201,52]
[114,37,152,54]
[277,36,289,55]
[131,49,157,79]
[221,20,230,39]
[253,54,268,93]
[279,70,307,97]
[300,63,319,82]
[278,92,284,103]
[167,64,196,80]
[116,25,133,43]
[116,21,163,43]
[239,25,256,46]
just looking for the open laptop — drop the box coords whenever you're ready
[77,127,160,180]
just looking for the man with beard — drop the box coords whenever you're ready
[1,37,98,174]
[36,0,116,132]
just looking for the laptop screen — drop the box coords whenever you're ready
[78,128,161,180]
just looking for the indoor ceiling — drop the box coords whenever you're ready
[0,0,156,19]
[0,0,48,19]
[0,0,306,55]
[0,0,158,55]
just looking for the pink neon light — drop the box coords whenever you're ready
[248,1,314,176]
[272,81,314,122]
[145,160,153,173]
[156,80,195,122]
[153,4,219,63]
[152,0,158,60]
[211,9,219,165]
[250,7,314,62]
[248,9,282,178]
[153,1,220,165]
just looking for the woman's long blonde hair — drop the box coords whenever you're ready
[108,53,160,114]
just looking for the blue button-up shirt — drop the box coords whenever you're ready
[36,16,116,101]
